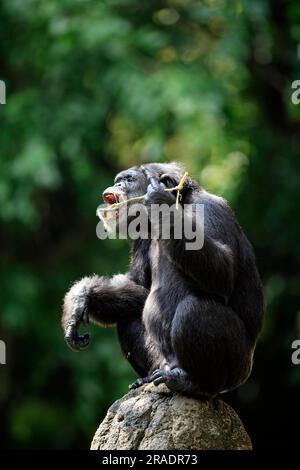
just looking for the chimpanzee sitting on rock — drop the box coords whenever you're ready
[62,162,264,397]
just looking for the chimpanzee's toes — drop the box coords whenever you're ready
[151,367,202,395]
[129,376,150,390]
[150,369,169,386]
[129,378,143,390]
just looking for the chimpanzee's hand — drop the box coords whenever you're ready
[63,287,90,352]
[142,168,176,206]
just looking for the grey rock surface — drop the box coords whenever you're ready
[91,383,252,450]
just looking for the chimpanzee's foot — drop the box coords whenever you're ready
[128,361,172,390]
[150,367,212,398]
[129,376,152,390]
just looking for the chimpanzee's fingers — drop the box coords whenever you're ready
[64,325,81,351]
[82,307,89,324]
[141,166,160,189]
[64,325,90,352]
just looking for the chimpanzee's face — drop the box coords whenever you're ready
[97,163,186,233]
[102,167,147,205]
[98,167,149,232]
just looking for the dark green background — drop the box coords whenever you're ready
[0,0,299,449]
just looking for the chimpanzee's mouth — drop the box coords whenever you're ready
[97,193,121,226]
[103,193,119,206]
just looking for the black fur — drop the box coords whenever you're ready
[62,162,264,397]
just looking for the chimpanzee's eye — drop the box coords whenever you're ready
[126,175,134,182]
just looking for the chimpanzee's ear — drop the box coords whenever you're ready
[159,173,178,189]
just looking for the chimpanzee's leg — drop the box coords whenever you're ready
[149,295,253,397]
[117,318,164,382]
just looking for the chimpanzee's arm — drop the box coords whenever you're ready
[142,169,235,302]
[164,235,234,302]
[62,273,149,351]
[162,197,236,302]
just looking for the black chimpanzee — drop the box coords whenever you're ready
[62,162,264,397]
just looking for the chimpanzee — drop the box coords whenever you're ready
[62,162,264,397]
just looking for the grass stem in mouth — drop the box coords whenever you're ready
[101,172,189,212]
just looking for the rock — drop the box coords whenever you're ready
[91,383,252,450]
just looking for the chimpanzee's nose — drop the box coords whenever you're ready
[103,186,116,196]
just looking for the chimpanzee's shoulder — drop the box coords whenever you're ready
[194,189,232,214]
[193,189,243,241]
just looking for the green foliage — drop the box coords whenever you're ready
[0,0,299,448]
